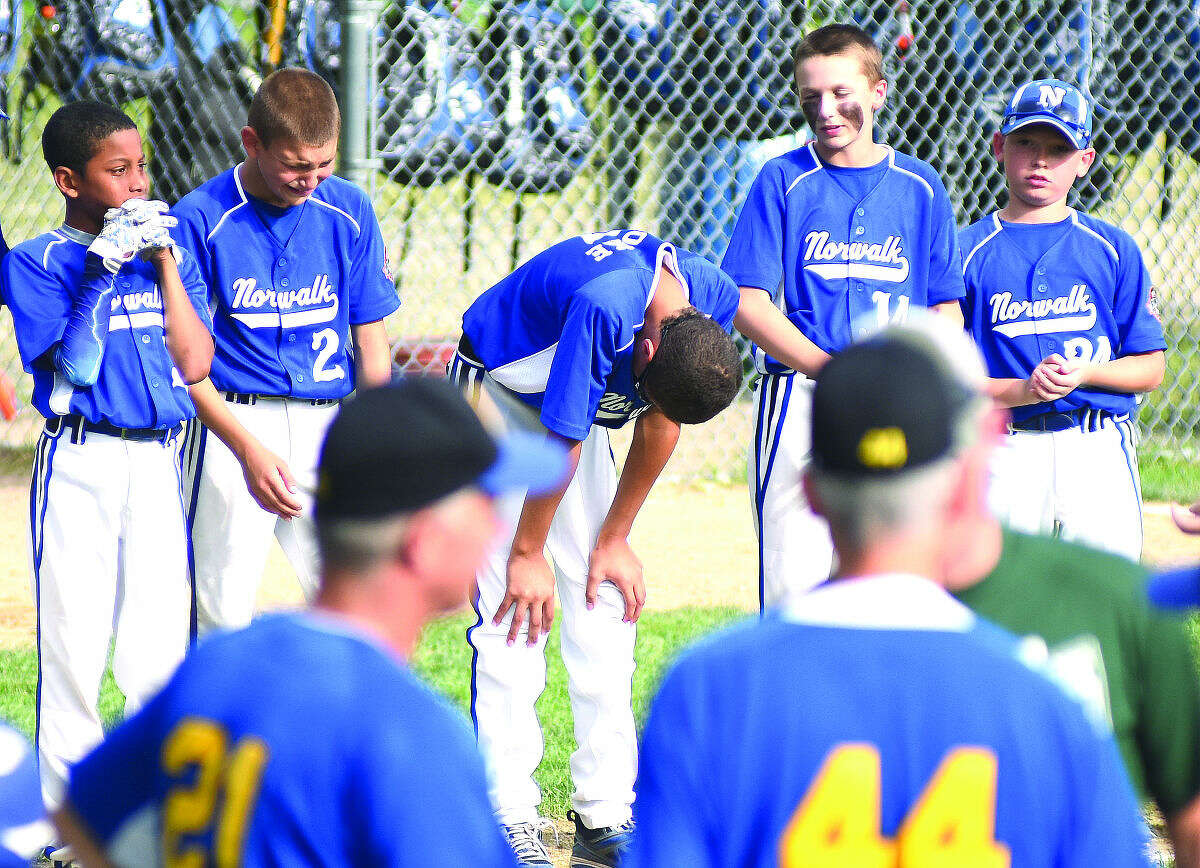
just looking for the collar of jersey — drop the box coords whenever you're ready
[57,223,97,245]
[780,573,976,632]
[291,609,404,664]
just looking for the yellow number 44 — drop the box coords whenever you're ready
[778,744,1010,868]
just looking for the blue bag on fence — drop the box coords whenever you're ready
[377,1,504,186]
[484,0,594,192]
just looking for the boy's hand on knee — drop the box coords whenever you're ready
[586,536,646,624]
[497,551,556,646]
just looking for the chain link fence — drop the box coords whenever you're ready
[0,0,1196,477]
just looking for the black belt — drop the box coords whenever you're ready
[224,392,339,407]
[46,414,182,444]
[1009,408,1113,433]
[457,333,481,363]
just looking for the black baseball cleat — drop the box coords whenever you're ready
[568,809,633,868]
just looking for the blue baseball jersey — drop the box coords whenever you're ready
[461,230,740,441]
[1,226,212,428]
[66,613,516,867]
[0,722,48,868]
[172,168,400,399]
[628,575,1151,868]
[961,211,1166,422]
[722,144,965,371]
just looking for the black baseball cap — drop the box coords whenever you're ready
[811,324,984,477]
[1146,564,1200,609]
[316,378,568,520]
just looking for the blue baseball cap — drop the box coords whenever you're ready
[1146,564,1200,609]
[1000,78,1093,149]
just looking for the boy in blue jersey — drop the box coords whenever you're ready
[51,379,566,867]
[0,102,214,810]
[628,317,1151,867]
[960,79,1165,562]
[451,230,749,866]
[174,68,400,636]
[722,23,966,611]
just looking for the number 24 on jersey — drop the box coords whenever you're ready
[778,743,1010,867]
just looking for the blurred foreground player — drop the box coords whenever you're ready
[52,380,566,866]
[628,318,1151,867]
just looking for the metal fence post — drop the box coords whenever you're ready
[340,0,380,194]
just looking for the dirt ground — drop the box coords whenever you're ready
[0,477,1198,651]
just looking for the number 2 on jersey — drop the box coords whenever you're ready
[778,744,1010,867]
[161,718,270,867]
[311,328,346,382]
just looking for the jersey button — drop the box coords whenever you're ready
[1037,284,1048,293]
[278,258,287,267]
[288,334,296,343]
[1037,266,1046,275]
[151,378,161,388]
[854,226,865,235]
[280,278,290,287]
[140,335,151,344]
[856,208,865,216]
[296,374,305,383]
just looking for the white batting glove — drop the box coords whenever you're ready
[138,216,181,263]
[106,198,171,227]
[87,216,144,274]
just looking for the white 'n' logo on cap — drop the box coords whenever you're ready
[1038,85,1067,108]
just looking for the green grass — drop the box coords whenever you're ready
[0,606,747,820]
[1141,451,1200,504]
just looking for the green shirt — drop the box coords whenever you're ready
[954,529,1200,814]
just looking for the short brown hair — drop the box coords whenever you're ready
[793,23,884,87]
[247,68,340,147]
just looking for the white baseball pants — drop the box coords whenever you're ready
[181,398,337,635]
[988,414,1143,562]
[462,372,637,831]
[30,424,190,808]
[750,372,835,611]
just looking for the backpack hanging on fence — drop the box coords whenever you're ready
[377,1,504,186]
[145,0,257,202]
[73,0,177,101]
[282,0,341,87]
[483,0,594,193]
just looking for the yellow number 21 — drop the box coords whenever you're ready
[161,718,270,868]
[778,744,1010,868]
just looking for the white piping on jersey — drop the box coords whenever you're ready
[310,197,361,236]
[1070,210,1118,263]
[781,573,976,632]
[962,213,1004,270]
[885,147,934,199]
[109,311,166,331]
[783,144,933,200]
[207,165,250,242]
[784,144,824,196]
[232,298,339,330]
[42,234,71,269]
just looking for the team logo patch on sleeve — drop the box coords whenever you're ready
[1146,286,1161,322]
